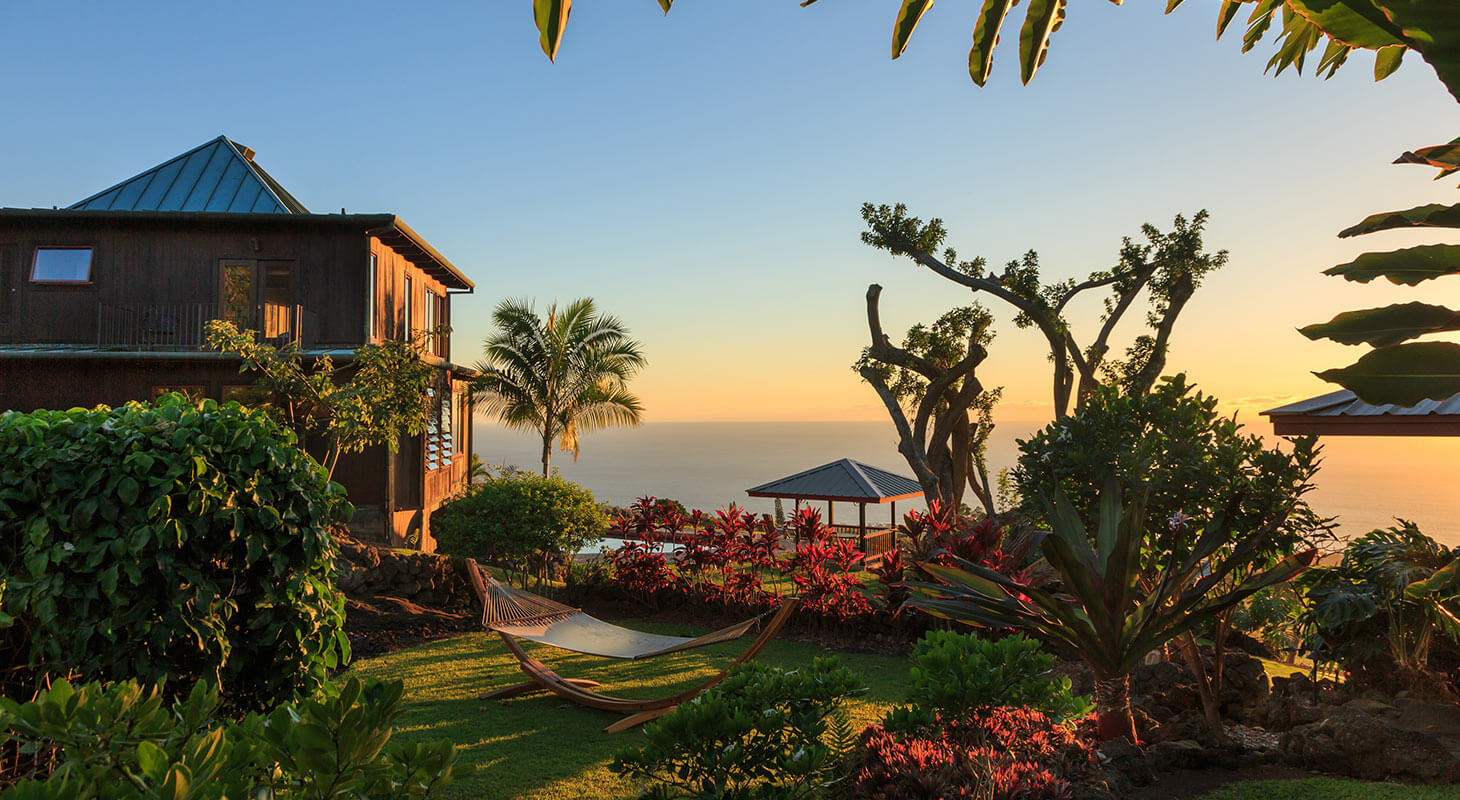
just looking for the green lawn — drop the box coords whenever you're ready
[349,624,1421,800]
[347,621,911,800]
[1196,778,1459,799]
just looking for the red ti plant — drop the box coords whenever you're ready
[785,527,873,621]
[870,549,908,614]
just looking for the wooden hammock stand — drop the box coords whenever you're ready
[465,559,799,733]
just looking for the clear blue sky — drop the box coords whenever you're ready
[3,1,1457,421]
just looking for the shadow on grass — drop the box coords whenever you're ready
[349,621,912,800]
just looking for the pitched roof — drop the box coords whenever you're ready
[69,136,309,214]
[1262,389,1460,436]
[746,459,924,503]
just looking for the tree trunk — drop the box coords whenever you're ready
[541,433,552,477]
[1176,631,1227,744]
[1093,674,1137,742]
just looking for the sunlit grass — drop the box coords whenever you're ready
[348,620,911,800]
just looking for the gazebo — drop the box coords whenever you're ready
[746,458,923,556]
[1262,390,1460,436]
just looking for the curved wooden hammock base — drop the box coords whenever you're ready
[465,559,799,733]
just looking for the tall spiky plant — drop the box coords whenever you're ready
[906,481,1316,742]
[471,298,646,476]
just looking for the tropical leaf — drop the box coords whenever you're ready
[1374,0,1460,103]
[1374,44,1404,80]
[1317,37,1354,77]
[1323,244,1460,286]
[1300,302,1460,347]
[1405,556,1460,599]
[968,0,1018,86]
[1399,141,1460,171]
[1315,341,1460,406]
[892,0,936,59]
[1285,0,1404,50]
[1216,0,1243,38]
[1018,0,1066,86]
[1339,204,1460,237]
[533,0,572,62]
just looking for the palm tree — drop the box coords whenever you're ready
[471,298,646,476]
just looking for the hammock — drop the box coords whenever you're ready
[465,559,798,732]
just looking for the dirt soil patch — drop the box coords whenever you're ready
[344,595,477,660]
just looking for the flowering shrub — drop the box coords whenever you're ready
[854,707,1096,800]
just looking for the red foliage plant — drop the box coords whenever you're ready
[898,502,1029,584]
[855,707,1097,800]
[783,512,873,621]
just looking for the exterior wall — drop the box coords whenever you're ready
[0,216,371,349]
[0,215,473,553]
[368,237,450,359]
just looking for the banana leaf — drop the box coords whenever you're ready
[1301,302,1460,347]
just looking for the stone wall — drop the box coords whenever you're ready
[332,530,475,608]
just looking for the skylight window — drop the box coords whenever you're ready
[31,247,93,283]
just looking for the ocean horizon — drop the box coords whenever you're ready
[474,419,1460,548]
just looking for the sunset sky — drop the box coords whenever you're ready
[3,1,1458,426]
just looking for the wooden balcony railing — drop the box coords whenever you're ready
[96,302,304,349]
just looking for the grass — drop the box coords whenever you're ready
[347,619,911,800]
[1196,777,1460,799]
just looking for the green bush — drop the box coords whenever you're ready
[0,395,350,710]
[432,467,606,582]
[610,658,864,800]
[0,676,468,799]
[893,632,1091,728]
[1013,375,1327,562]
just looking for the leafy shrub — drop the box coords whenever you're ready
[1013,376,1327,563]
[895,633,1092,727]
[432,467,606,583]
[607,542,678,599]
[784,532,873,622]
[0,676,467,798]
[610,658,864,800]
[0,395,349,710]
[1298,521,1460,688]
[854,707,1096,800]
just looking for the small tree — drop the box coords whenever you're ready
[205,320,438,480]
[470,298,646,477]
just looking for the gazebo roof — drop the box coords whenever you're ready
[746,458,923,504]
[1262,389,1460,436]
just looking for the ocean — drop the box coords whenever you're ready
[473,420,1460,547]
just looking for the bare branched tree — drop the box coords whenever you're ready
[856,204,1226,509]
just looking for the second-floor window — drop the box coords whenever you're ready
[424,288,441,355]
[31,247,93,283]
[403,275,413,341]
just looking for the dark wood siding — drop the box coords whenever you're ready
[0,217,371,349]
[369,237,451,359]
[0,243,15,336]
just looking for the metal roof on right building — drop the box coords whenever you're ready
[1263,389,1460,436]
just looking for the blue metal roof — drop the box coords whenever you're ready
[69,136,309,214]
[746,459,924,503]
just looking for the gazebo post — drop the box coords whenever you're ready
[827,501,834,527]
[858,502,866,552]
[890,501,896,529]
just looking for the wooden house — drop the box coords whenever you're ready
[0,136,476,550]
